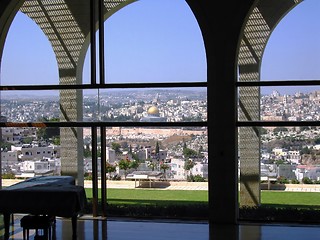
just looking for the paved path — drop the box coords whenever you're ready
[87,180,208,190]
[5,179,320,191]
[2,179,208,190]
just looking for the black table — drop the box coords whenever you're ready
[0,176,87,239]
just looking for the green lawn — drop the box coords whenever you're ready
[261,191,320,209]
[85,188,320,208]
[0,189,319,226]
[85,188,208,205]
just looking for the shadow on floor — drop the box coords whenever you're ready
[2,214,320,240]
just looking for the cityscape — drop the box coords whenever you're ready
[1,89,320,183]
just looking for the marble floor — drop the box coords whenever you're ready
[2,215,320,240]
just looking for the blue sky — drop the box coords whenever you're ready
[1,0,320,95]
[1,0,205,87]
[261,0,320,94]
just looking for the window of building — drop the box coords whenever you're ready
[0,0,207,218]
[237,0,320,221]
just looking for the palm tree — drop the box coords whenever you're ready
[148,161,157,171]
[160,162,170,179]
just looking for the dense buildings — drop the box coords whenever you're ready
[2,90,320,182]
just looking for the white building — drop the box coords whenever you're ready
[19,143,59,161]
[169,158,186,180]
[20,158,58,176]
[313,144,320,150]
[133,147,167,162]
[272,147,288,158]
[287,150,301,164]
[1,127,37,144]
[106,147,116,163]
[190,161,208,178]
[1,150,18,167]
[294,165,320,181]
[1,128,21,143]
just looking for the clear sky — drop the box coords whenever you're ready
[1,0,320,95]
[261,0,320,95]
[1,0,206,87]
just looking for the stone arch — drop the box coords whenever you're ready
[238,0,303,207]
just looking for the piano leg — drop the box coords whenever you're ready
[72,216,77,240]
[3,213,10,240]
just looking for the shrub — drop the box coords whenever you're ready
[187,174,206,182]
[277,176,289,184]
[302,177,313,184]
[291,179,300,184]
[83,200,320,224]
[84,200,209,220]
[2,173,15,179]
[239,206,320,224]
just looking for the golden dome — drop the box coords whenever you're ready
[147,106,159,115]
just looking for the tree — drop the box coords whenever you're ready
[111,142,122,154]
[52,136,60,145]
[148,160,157,171]
[300,126,310,132]
[106,162,117,179]
[118,159,131,179]
[129,144,132,154]
[183,147,198,158]
[184,159,196,178]
[0,140,12,151]
[131,152,140,161]
[83,144,91,158]
[183,141,187,150]
[300,147,311,155]
[198,146,204,155]
[36,117,60,140]
[129,160,140,170]
[155,141,160,155]
[22,137,32,144]
[160,162,169,178]
[273,127,288,134]
[259,127,268,135]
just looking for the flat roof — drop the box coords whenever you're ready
[126,171,163,180]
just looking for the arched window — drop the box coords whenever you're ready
[238,0,320,222]
[0,0,207,219]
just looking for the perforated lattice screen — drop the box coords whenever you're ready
[19,0,129,179]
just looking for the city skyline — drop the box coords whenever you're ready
[2,87,320,124]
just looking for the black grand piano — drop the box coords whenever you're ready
[0,176,87,239]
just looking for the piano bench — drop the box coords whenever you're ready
[20,215,55,240]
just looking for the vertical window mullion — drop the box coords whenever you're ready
[91,126,98,217]
[90,0,98,217]
[99,0,107,217]
[100,126,107,217]
[99,0,105,85]
[90,0,97,86]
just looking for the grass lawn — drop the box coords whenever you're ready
[85,188,320,209]
[86,189,320,221]
[0,190,319,226]
[85,188,208,205]
[261,191,320,209]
